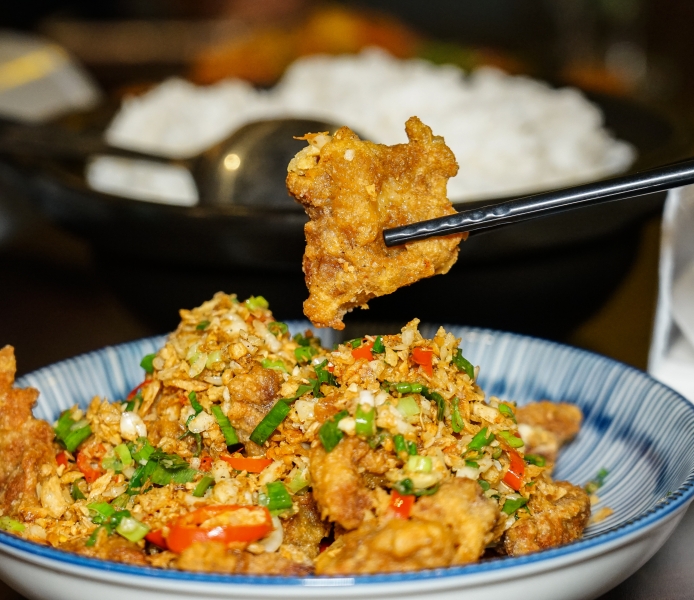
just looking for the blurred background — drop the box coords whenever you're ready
[1,0,694,376]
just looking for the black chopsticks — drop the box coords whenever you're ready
[382,157,694,247]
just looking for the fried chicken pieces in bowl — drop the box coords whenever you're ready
[287,117,463,330]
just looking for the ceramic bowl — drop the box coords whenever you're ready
[1,323,694,600]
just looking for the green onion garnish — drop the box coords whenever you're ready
[71,482,86,500]
[407,440,418,455]
[498,430,524,448]
[193,475,215,498]
[451,397,464,433]
[210,405,239,446]
[0,516,25,533]
[452,348,475,380]
[54,410,92,453]
[287,470,309,493]
[314,360,337,387]
[140,353,156,374]
[492,447,503,459]
[429,391,446,421]
[294,345,319,363]
[502,496,528,515]
[396,395,420,417]
[115,515,150,542]
[585,468,609,494]
[245,296,269,310]
[250,401,292,445]
[318,410,349,452]
[478,480,491,491]
[467,427,495,451]
[262,481,293,513]
[498,403,516,422]
[188,391,203,415]
[293,332,312,346]
[465,460,479,469]
[195,320,210,330]
[407,455,432,473]
[267,321,289,336]
[524,454,546,467]
[114,443,133,468]
[355,404,376,437]
[393,479,439,497]
[261,358,288,373]
[347,338,363,348]
[372,336,385,354]
[393,434,407,456]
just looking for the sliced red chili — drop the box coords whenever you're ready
[389,490,415,519]
[76,443,106,484]
[352,341,374,362]
[411,347,434,376]
[503,448,526,491]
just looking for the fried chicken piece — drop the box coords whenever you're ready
[282,493,330,560]
[0,346,60,521]
[503,480,591,556]
[287,116,463,330]
[516,401,583,463]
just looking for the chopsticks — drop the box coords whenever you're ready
[382,157,694,247]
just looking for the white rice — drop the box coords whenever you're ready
[91,47,635,204]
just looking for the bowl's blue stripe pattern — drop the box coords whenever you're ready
[7,323,694,586]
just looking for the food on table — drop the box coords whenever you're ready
[0,293,591,575]
[287,117,462,330]
[95,49,634,205]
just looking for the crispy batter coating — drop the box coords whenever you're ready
[517,401,583,462]
[287,116,462,329]
[503,480,591,556]
[0,346,59,521]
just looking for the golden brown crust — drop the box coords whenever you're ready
[287,116,462,329]
[517,401,583,462]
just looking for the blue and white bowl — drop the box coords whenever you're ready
[2,324,694,600]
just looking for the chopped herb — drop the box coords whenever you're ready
[355,404,376,437]
[429,391,446,421]
[293,332,312,346]
[318,410,349,452]
[114,444,133,468]
[451,397,464,433]
[210,405,239,447]
[498,403,516,422]
[288,470,310,493]
[192,476,215,498]
[267,321,289,337]
[261,358,288,373]
[195,320,210,330]
[188,391,203,415]
[467,427,495,452]
[393,434,408,456]
[372,336,385,354]
[585,468,609,494]
[54,410,92,453]
[407,455,432,473]
[130,437,155,464]
[245,296,269,310]
[0,516,25,533]
[393,479,439,497]
[407,440,418,456]
[396,395,420,418]
[498,430,524,449]
[368,429,388,449]
[524,454,546,467]
[346,338,363,348]
[250,401,292,446]
[452,348,475,380]
[140,353,156,374]
[71,482,86,500]
[261,481,293,513]
[115,515,150,543]
[314,360,337,387]
[478,480,491,491]
[502,496,528,515]
[465,460,479,469]
[294,345,319,363]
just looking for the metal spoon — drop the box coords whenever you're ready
[383,157,694,247]
[0,117,342,209]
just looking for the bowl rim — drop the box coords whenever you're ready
[4,327,694,586]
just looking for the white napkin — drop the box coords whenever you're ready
[649,185,694,401]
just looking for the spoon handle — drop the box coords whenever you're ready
[383,157,694,247]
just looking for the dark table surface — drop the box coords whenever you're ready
[0,210,692,599]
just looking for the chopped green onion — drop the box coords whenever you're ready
[372,336,385,354]
[407,440,418,455]
[54,410,92,453]
[210,405,239,446]
[195,320,210,330]
[585,468,609,494]
[261,358,288,373]
[465,460,479,469]
[393,382,414,394]
[346,338,363,348]
[498,430,524,449]
[429,391,446,421]
[206,350,223,368]
[498,403,516,422]
[111,494,129,509]
[140,353,156,374]
[114,444,133,468]
[502,496,528,515]
[492,447,503,460]
[525,454,546,467]
[287,470,310,493]
[368,429,388,449]
[245,296,269,310]
[263,481,293,512]
[250,401,292,445]
[396,396,420,418]
[318,410,349,452]
[131,437,155,464]
[467,427,495,451]
[71,482,86,500]
[314,360,337,387]
[267,321,289,337]
[115,515,150,542]
[85,526,103,547]
[393,434,408,456]
[188,391,203,415]
[451,397,464,433]
[88,502,116,522]
[452,349,475,380]
[193,475,215,498]
[478,480,491,491]
[407,455,432,473]
[355,405,376,437]
[393,479,439,497]
[294,345,319,363]
[0,516,25,533]
[293,332,311,346]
